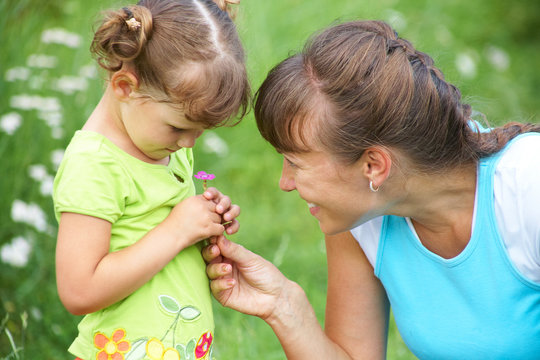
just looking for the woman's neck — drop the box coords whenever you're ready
[388,163,478,258]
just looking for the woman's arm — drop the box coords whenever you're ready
[325,231,389,359]
[206,234,388,359]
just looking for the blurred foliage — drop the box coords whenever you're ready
[1,0,538,358]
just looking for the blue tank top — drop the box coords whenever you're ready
[375,134,540,359]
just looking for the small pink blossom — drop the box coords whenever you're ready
[194,171,215,191]
[194,171,215,180]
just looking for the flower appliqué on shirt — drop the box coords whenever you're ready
[94,328,131,360]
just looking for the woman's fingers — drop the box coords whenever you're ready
[210,277,236,293]
[202,243,222,264]
[206,262,232,279]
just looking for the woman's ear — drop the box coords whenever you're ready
[361,146,392,189]
[110,71,139,100]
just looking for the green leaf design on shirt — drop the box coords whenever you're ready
[179,306,201,321]
[159,294,181,314]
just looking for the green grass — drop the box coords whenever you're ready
[1,0,538,358]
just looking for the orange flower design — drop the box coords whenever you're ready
[94,329,131,360]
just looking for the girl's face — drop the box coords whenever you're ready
[279,148,377,235]
[122,97,205,163]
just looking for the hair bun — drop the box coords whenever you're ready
[91,5,153,72]
[212,0,240,18]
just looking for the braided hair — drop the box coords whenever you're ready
[255,20,539,172]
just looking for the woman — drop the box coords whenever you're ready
[204,20,540,359]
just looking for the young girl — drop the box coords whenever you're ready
[53,1,249,359]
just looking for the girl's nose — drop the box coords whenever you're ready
[279,159,296,192]
[177,130,203,148]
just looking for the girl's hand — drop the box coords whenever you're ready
[202,187,241,235]
[203,235,290,321]
[162,194,225,248]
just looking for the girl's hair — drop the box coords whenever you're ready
[255,20,539,172]
[91,0,250,128]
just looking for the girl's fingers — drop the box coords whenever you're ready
[202,187,219,201]
[223,204,241,221]
[224,219,239,235]
[215,195,232,214]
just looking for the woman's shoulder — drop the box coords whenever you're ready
[498,133,540,165]
[496,133,540,192]
[494,132,540,283]
[350,217,384,268]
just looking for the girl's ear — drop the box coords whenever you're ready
[110,71,139,100]
[361,146,392,189]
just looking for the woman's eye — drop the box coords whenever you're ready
[285,158,297,168]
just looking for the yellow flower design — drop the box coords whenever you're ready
[146,338,181,360]
[94,329,131,360]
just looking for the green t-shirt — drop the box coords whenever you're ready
[53,131,215,360]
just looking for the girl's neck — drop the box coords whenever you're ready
[83,86,169,166]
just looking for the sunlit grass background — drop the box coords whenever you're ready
[1,0,538,358]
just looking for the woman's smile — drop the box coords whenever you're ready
[308,202,320,216]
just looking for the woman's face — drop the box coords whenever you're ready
[279,148,377,235]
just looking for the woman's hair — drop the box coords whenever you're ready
[91,0,250,128]
[255,20,539,172]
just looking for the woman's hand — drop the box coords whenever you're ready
[203,235,289,321]
[202,187,241,235]
[203,236,356,359]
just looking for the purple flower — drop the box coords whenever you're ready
[194,171,215,180]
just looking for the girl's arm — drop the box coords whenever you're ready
[205,233,389,359]
[56,193,231,315]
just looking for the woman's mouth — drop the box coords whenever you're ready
[308,202,320,216]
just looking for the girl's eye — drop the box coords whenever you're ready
[170,126,184,132]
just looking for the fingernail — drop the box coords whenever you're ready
[222,264,230,272]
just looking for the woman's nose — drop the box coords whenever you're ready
[279,159,296,192]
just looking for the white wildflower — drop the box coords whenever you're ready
[53,75,88,95]
[38,110,63,128]
[51,127,64,140]
[11,200,48,233]
[30,307,43,321]
[28,164,49,181]
[455,52,477,78]
[79,64,98,78]
[51,324,62,335]
[0,112,23,135]
[5,67,31,82]
[27,54,58,69]
[40,176,54,196]
[202,132,229,157]
[41,28,82,48]
[10,94,61,112]
[1,236,32,267]
[485,46,510,71]
[435,26,453,46]
[51,149,65,169]
[384,9,407,32]
[28,73,47,90]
